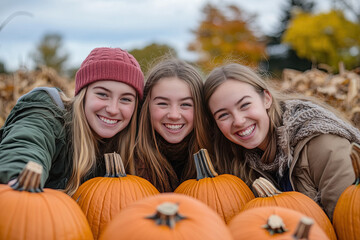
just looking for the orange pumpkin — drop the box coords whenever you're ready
[228,206,329,239]
[174,149,255,223]
[0,161,93,240]
[333,142,360,240]
[242,177,336,240]
[100,193,233,240]
[72,152,159,239]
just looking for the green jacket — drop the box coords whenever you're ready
[0,88,71,189]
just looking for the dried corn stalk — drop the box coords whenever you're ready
[0,66,74,126]
[280,67,360,128]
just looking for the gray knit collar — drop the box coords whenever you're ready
[246,99,360,176]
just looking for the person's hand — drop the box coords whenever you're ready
[8,178,17,186]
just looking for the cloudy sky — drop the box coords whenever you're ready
[1,0,331,72]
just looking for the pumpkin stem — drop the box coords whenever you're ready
[146,202,187,229]
[350,143,360,185]
[104,152,126,177]
[11,161,43,192]
[252,177,282,197]
[193,149,218,180]
[293,217,314,239]
[262,214,288,235]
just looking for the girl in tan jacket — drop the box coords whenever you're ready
[204,63,360,221]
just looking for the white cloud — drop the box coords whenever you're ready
[0,0,332,71]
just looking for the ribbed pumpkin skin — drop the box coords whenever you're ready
[228,206,329,240]
[100,193,233,240]
[73,175,159,239]
[0,184,93,240]
[333,184,360,240]
[242,191,336,240]
[174,174,255,223]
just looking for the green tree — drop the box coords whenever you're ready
[188,3,266,72]
[270,0,315,44]
[265,0,315,76]
[31,33,69,75]
[129,43,177,76]
[0,61,5,73]
[282,10,360,71]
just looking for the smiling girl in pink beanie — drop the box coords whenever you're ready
[0,47,144,196]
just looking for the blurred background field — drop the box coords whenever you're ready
[1,0,360,127]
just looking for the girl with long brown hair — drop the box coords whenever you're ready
[134,58,211,192]
[204,62,360,220]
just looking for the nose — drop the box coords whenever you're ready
[167,106,181,120]
[106,100,120,115]
[232,112,246,127]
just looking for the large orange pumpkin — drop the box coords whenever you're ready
[100,193,233,240]
[333,142,360,240]
[174,149,255,223]
[72,152,159,239]
[241,177,336,240]
[0,161,93,240]
[228,206,329,240]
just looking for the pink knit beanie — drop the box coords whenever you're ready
[75,47,144,99]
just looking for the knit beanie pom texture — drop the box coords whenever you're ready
[75,47,144,99]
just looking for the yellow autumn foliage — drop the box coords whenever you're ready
[188,3,267,72]
[283,10,360,71]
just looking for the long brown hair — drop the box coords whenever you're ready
[63,87,139,196]
[135,58,211,192]
[204,63,284,183]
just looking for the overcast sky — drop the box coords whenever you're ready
[1,0,331,72]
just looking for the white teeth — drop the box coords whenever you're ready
[165,124,183,130]
[238,125,255,137]
[99,116,118,124]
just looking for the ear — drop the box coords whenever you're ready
[263,90,272,109]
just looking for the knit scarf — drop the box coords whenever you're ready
[246,99,360,177]
[155,133,191,185]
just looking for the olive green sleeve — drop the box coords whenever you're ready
[0,108,59,187]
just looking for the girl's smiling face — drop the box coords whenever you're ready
[208,79,272,151]
[84,80,136,139]
[149,77,194,144]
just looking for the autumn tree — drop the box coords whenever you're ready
[129,43,177,76]
[188,3,266,72]
[282,10,360,71]
[31,33,69,75]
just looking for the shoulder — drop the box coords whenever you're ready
[12,87,67,117]
[3,88,68,131]
[298,134,351,168]
[307,134,351,155]
[17,87,63,107]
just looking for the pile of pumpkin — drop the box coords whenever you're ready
[1,146,359,240]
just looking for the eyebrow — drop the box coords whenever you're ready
[93,86,136,97]
[93,86,110,92]
[213,95,250,117]
[153,96,193,101]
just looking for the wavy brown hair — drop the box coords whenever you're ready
[203,63,283,184]
[203,63,351,185]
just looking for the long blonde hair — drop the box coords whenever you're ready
[63,87,138,196]
[135,58,211,192]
